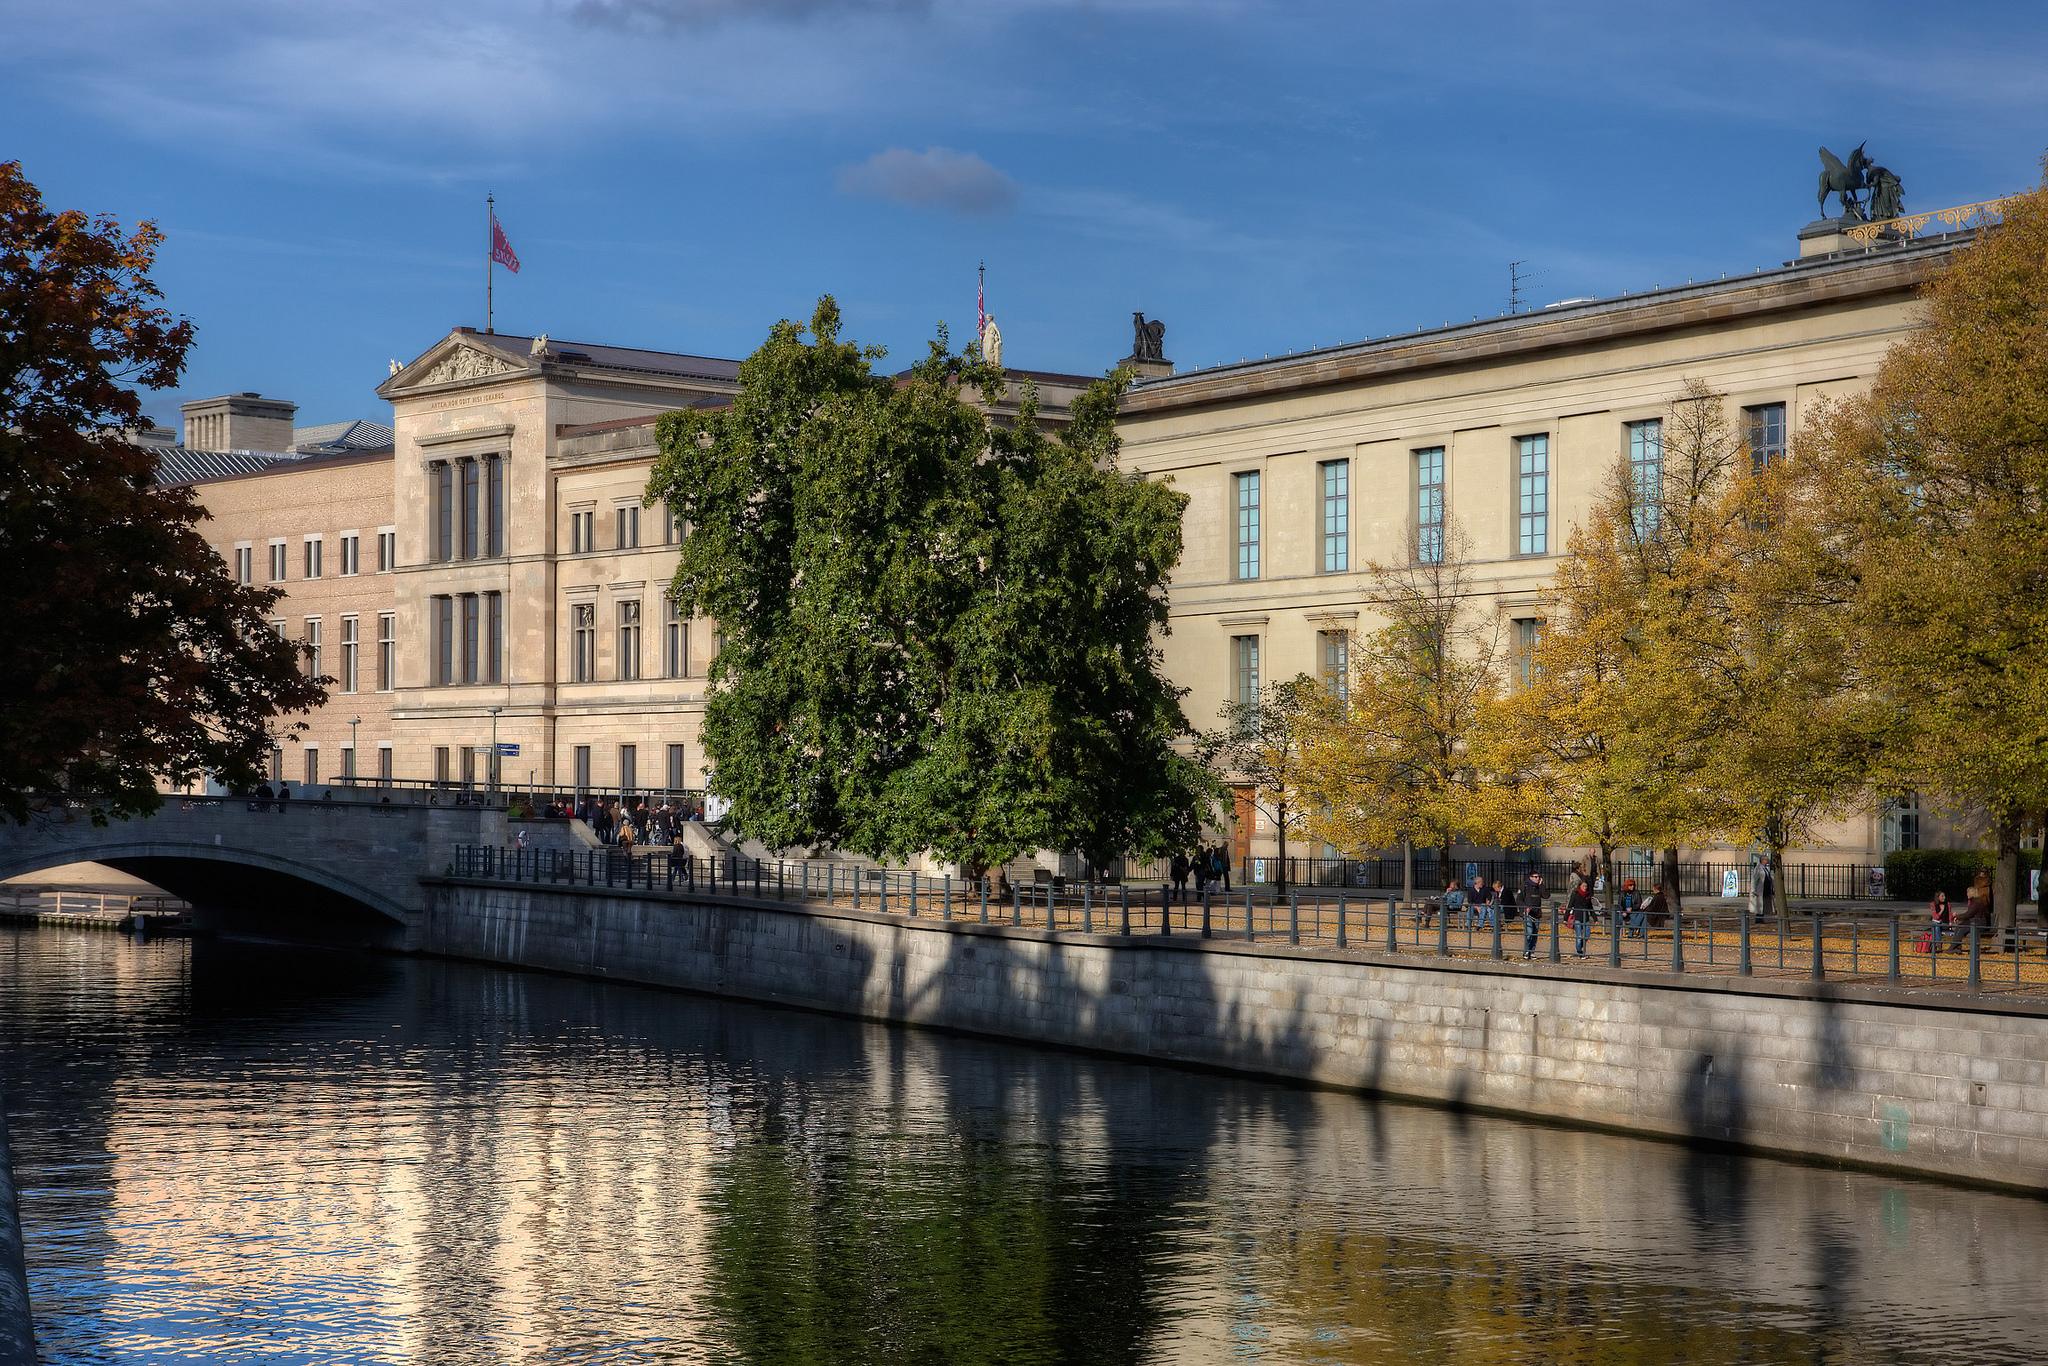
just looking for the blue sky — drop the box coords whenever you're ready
[5,0,2046,428]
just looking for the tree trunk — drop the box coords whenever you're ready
[1770,843,1790,920]
[1276,802,1288,894]
[1599,841,1615,910]
[1662,845,1683,914]
[1995,816,2022,951]
[1401,838,1414,905]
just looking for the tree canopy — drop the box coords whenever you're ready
[0,161,322,824]
[645,298,1208,872]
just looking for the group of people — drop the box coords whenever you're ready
[1923,871,2007,953]
[1167,846,1233,902]
[1429,868,1675,959]
[530,796,708,853]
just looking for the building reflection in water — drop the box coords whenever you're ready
[1,927,2043,1365]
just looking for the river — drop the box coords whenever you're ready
[0,925,2041,1364]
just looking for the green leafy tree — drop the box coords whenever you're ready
[1202,674,1331,892]
[645,298,1207,874]
[0,161,323,824]
[1297,523,1510,900]
[1785,167,2048,934]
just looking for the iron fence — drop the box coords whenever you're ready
[449,845,2044,998]
[1123,853,1882,901]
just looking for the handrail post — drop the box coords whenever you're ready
[1160,885,1171,937]
[1491,909,1503,961]
[943,874,952,921]
[1670,906,1683,972]
[1202,890,1212,939]
[1120,884,1131,937]
[1609,903,1621,967]
[881,874,890,917]
[1810,914,1824,980]
[1549,904,1561,963]
[1888,913,1900,983]
[1083,883,1093,935]
[909,871,918,918]
[1288,890,1300,946]
[1436,908,1448,957]
[1244,890,1254,943]
[1970,925,1982,990]
[1739,912,1752,976]
[1012,884,1021,927]
[980,877,990,924]
[1337,894,1348,949]
[1386,897,1397,953]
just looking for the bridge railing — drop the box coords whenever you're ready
[446,844,2048,999]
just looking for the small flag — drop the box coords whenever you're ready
[491,212,521,274]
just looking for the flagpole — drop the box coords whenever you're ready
[485,193,494,334]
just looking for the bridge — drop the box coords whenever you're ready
[0,793,569,948]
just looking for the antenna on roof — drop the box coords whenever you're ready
[1509,260,1536,314]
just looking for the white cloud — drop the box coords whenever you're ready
[837,147,1019,215]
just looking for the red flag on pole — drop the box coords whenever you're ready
[490,211,521,274]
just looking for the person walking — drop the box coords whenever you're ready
[1215,845,1232,894]
[1567,876,1595,956]
[1171,851,1191,905]
[1754,858,1777,924]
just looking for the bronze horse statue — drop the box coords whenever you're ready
[1817,144,1872,220]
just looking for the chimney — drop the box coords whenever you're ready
[180,392,297,452]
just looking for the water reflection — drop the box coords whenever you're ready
[0,927,2043,1364]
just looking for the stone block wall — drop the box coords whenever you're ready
[421,881,2048,1190]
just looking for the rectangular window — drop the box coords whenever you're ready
[574,745,591,796]
[485,592,503,684]
[434,746,451,786]
[460,746,476,789]
[662,504,686,545]
[1516,433,1549,556]
[234,545,253,584]
[431,596,454,686]
[1414,447,1445,564]
[618,744,637,795]
[1233,471,1261,580]
[460,593,480,684]
[459,459,480,560]
[484,456,504,557]
[340,615,359,693]
[1318,629,1349,700]
[341,745,357,783]
[339,533,360,576]
[377,744,393,785]
[571,603,596,682]
[377,613,395,691]
[304,617,322,679]
[667,743,688,793]
[617,600,642,681]
[268,540,288,582]
[1746,402,1786,472]
[616,504,640,550]
[303,537,323,579]
[434,461,455,562]
[1513,616,1542,690]
[270,745,283,782]
[1627,419,1663,538]
[570,509,594,554]
[377,528,396,573]
[304,748,319,787]
[1319,459,1349,573]
[1232,634,1261,707]
[663,599,687,678]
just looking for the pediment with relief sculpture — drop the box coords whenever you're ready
[378,335,533,398]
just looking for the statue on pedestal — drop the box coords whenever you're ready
[1130,312,1166,363]
[978,314,1002,370]
[1817,143,1874,220]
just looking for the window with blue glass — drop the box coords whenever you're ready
[1232,634,1261,707]
[1745,403,1786,472]
[1233,471,1261,580]
[1319,459,1349,573]
[1627,419,1663,538]
[1516,434,1549,556]
[1414,447,1444,563]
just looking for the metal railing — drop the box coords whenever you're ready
[448,846,2048,998]
[1121,854,1884,901]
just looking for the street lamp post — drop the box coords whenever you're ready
[487,706,503,795]
[349,716,361,784]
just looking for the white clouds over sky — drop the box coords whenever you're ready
[3,0,2045,420]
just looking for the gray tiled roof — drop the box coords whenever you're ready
[468,331,741,383]
[153,447,302,485]
[292,419,394,453]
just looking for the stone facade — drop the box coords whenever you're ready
[424,879,2048,1190]
[1118,235,1976,866]
[182,449,399,785]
